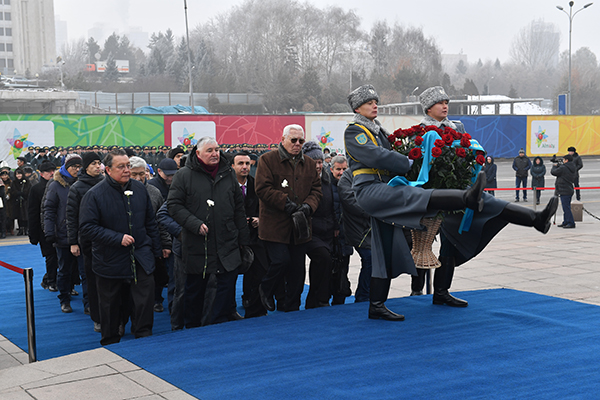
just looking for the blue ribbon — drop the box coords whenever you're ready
[388,130,485,233]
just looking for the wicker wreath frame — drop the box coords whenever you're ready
[411,217,442,269]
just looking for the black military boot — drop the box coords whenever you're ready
[368,278,405,321]
[500,196,559,234]
[432,256,468,307]
[428,171,486,212]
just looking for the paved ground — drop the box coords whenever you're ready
[1,156,599,399]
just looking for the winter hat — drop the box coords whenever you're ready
[82,151,101,171]
[519,148,525,154]
[38,160,56,172]
[158,158,178,175]
[168,146,185,159]
[567,146,576,152]
[302,141,324,160]
[348,84,379,111]
[419,86,450,114]
[64,154,83,169]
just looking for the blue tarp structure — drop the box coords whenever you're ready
[134,104,209,114]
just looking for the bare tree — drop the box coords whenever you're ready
[510,19,560,70]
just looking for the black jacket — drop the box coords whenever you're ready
[337,169,371,249]
[241,175,261,245]
[512,155,532,177]
[27,177,50,246]
[44,170,77,247]
[307,170,338,253]
[572,153,583,177]
[66,171,104,246]
[551,161,576,196]
[148,173,169,201]
[80,176,161,279]
[483,156,497,189]
[167,150,250,274]
[530,157,546,189]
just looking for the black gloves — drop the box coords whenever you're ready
[284,198,299,215]
[297,203,311,218]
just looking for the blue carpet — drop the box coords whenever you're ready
[0,243,312,360]
[110,289,600,399]
[4,243,600,398]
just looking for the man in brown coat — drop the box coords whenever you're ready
[256,124,322,312]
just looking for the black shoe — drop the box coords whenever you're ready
[71,289,79,296]
[523,198,528,202]
[61,303,73,313]
[515,199,520,202]
[464,171,486,212]
[258,285,275,312]
[534,196,559,234]
[368,302,405,321]
[433,292,468,307]
[228,311,244,321]
[84,307,90,315]
[41,281,49,290]
[536,201,540,205]
[562,224,576,229]
[94,322,101,332]
[410,291,423,296]
[48,285,58,292]
[557,223,566,228]
[153,303,164,312]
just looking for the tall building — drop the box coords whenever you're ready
[0,0,56,76]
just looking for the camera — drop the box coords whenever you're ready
[550,154,563,165]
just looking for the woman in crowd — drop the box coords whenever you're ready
[483,155,497,196]
[531,156,546,205]
[10,169,31,235]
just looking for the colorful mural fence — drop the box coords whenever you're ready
[2,113,600,169]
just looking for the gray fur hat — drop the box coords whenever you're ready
[302,141,324,160]
[348,84,379,111]
[419,86,450,114]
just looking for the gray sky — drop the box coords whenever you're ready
[54,0,599,63]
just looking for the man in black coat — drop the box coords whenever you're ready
[80,149,162,345]
[567,146,583,201]
[167,137,250,327]
[512,148,532,202]
[147,158,177,201]
[28,161,58,291]
[232,151,268,318]
[66,152,104,330]
[551,154,577,229]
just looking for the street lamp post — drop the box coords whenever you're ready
[556,1,593,115]
[184,0,195,114]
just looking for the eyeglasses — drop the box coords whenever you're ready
[290,138,305,144]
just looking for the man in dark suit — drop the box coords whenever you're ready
[232,151,269,318]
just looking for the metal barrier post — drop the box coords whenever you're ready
[23,268,37,363]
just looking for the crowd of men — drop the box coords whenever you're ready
[5,129,358,346]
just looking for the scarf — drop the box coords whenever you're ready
[59,164,73,178]
[198,155,219,179]
[420,115,457,130]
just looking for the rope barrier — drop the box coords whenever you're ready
[0,260,25,275]
[485,186,600,191]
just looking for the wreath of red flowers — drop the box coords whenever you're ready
[388,124,485,189]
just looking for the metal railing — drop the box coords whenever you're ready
[0,260,36,363]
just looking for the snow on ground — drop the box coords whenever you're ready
[467,95,553,115]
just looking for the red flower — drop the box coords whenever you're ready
[394,140,403,148]
[431,147,442,158]
[462,133,472,141]
[425,125,437,131]
[408,147,422,160]
[394,128,406,138]
[388,135,396,143]
[476,155,486,165]
[476,150,485,156]
[451,130,462,140]
[442,134,454,145]
[414,136,423,146]
[434,139,445,148]
[460,137,471,148]
[455,147,467,158]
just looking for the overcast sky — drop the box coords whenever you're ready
[54,0,599,63]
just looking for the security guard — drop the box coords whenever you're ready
[343,84,486,321]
